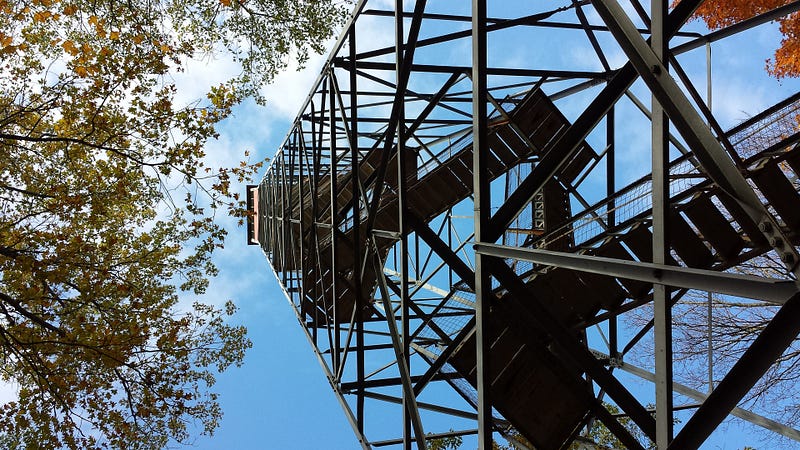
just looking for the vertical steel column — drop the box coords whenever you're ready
[267,170,275,262]
[472,0,492,448]
[329,73,341,375]
[607,107,618,359]
[447,209,453,288]
[705,43,714,399]
[288,133,297,288]
[272,168,279,264]
[707,291,713,394]
[347,26,365,435]
[310,102,319,344]
[393,2,412,448]
[298,128,307,334]
[279,152,288,285]
[651,0,674,446]
[318,80,337,367]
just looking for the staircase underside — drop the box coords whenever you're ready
[259,88,800,448]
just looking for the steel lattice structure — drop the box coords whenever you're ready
[247,1,800,448]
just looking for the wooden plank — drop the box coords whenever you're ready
[407,185,440,219]
[560,145,597,184]
[594,236,652,299]
[716,191,768,247]
[529,113,565,151]
[488,133,518,166]
[576,270,628,311]
[620,222,654,262]
[496,125,531,158]
[683,193,745,261]
[510,93,549,133]
[542,268,603,324]
[449,300,590,450]
[445,157,472,187]
[752,161,800,229]
[786,148,800,177]
[486,149,506,177]
[667,209,715,269]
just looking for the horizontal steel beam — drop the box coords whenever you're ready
[372,429,478,447]
[590,350,800,442]
[474,243,798,304]
[671,2,800,55]
[335,58,612,78]
[670,292,800,448]
[360,390,482,421]
[341,372,463,391]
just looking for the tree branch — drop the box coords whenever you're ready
[0,291,65,336]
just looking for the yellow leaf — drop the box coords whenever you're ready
[62,39,78,55]
[62,4,76,15]
[32,11,51,22]
[109,31,119,40]
[74,65,88,77]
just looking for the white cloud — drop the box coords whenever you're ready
[170,52,242,110]
[0,382,18,405]
[260,51,331,121]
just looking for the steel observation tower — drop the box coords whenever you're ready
[247,1,800,448]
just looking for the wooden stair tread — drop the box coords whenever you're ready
[752,161,800,230]
[683,193,745,261]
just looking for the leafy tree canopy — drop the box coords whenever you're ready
[0,0,348,447]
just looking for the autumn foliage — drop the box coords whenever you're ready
[0,0,347,447]
[692,0,800,78]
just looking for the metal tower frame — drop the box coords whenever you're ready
[250,1,800,448]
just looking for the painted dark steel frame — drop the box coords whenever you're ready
[254,1,800,448]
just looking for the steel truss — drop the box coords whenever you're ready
[250,1,800,448]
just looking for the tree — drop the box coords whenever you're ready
[428,407,654,450]
[690,0,800,78]
[626,253,800,445]
[0,0,348,447]
[428,431,463,450]
[566,404,656,450]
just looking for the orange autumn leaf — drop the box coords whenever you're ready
[32,10,51,22]
[61,39,78,55]
[691,0,800,78]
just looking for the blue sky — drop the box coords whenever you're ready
[178,54,365,448]
[179,1,800,449]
